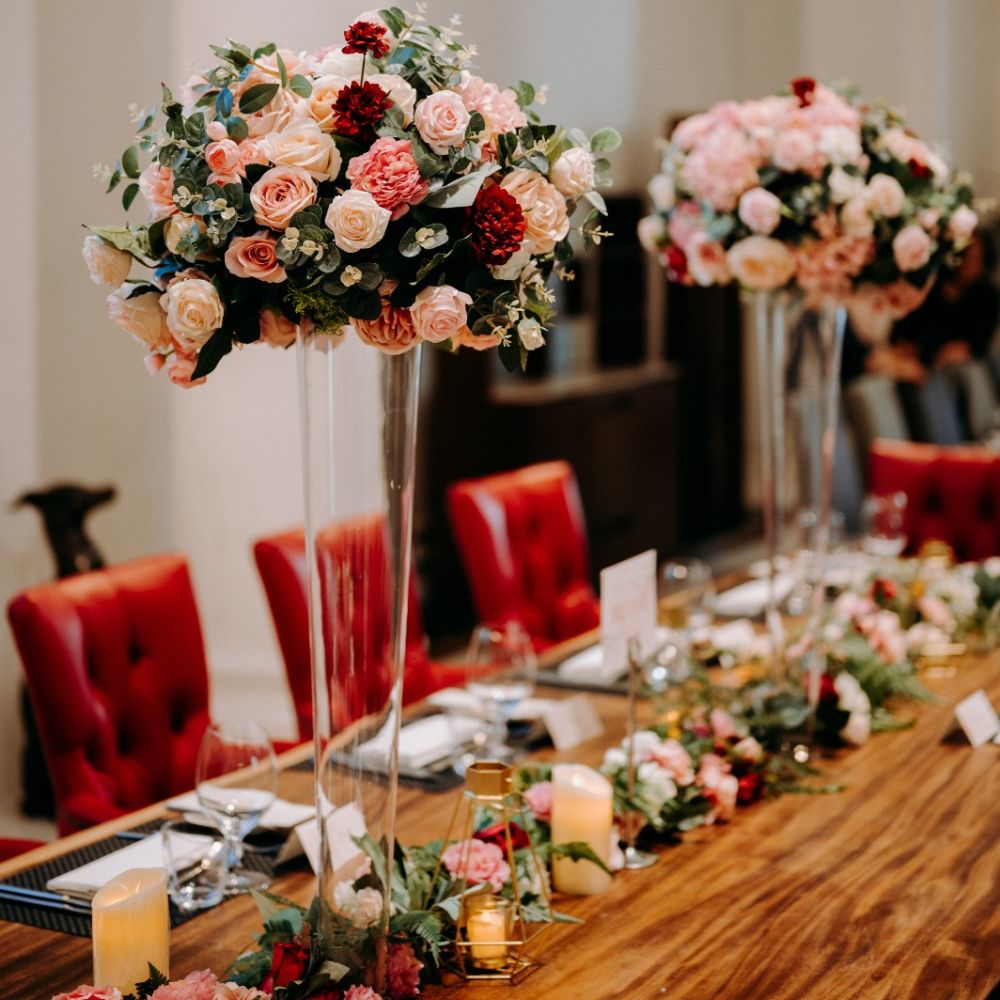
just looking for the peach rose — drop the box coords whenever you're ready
[413,90,470,154]
[500,168,569,254]
[225,231,286,283]
[258,120,342,181]
[948,204,977,246]
[366,73,417,125]
[306,74,351,131]
[409,284,472,343]
[345,137,428,219]
[325,189,391,253]
[892,224,932,272]
[840,196,874,238]
[243,85,306,138]
[353,280,420,354]
[550,147,595,200]
[259,309,298,347]
[686,233,731,286]
[82,235,131,287]
[205,139,243,181]
[137,162,178,220]
[725,235,796,290]
[52,986,123,1000]
[160,272,224,350]
[106,287,171,350]
[737,187,781,235]
[866,174,905,218]
[250,165,318,230]
[206,121,227,141]
[453,324,503,351]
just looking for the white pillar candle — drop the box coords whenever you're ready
[92,867,170,993]
[466,900,510,968]
[550,764,613,895]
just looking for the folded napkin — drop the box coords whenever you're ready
[46,831,210,899]
[425,687,487,717]
[714,574,794,617]
[357,714,482,772]
[165,793,315,831]
[558,626,677,684]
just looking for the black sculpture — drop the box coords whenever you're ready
[13,482,116,817]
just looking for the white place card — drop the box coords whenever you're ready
[542,694,604,751]
[600,549,657,679]
[283,800,369,874]
[954,689,1000,748]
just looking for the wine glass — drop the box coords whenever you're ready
[658,559,715,635]
[195,721,277,895]
[862,492,908,560]
[464,621,538,761]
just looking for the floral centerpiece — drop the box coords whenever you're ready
[83,7,618,386]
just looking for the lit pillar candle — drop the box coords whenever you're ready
[466,897,510,969]
[92,868,170,993]
[550,764,613,895]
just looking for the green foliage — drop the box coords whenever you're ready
[122,963,169,1000]
[239,82,279,114]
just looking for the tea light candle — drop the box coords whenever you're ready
[92,867,170,993]
[550,764,613,895]
[466,898,510,969]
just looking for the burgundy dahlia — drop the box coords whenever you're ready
[469,183,526,266]
[333,81,393,143]
[908,157,932,181]
[791,76,817,107]
[343,19,391,58]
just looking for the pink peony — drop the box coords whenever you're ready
[738,187,782,235]
[453,71,527,146]
[249,165,318,230]
[224,232,286,283]
[523,780,553,821]
[52,988,122,1000]
[440,838,511,891]
[893,224,933,272]
[387,942,423,998]
[138,162,179,220]
[726,236,796,290]
[680,124,759,212]
[150,970,218,1000]
[353,280,420,354]
[646,739,695,786]
[346,137,429,220]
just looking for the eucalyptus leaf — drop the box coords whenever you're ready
[215,87,233,118]
[121,146,140,179]
[239,82,279,114]
[423,163,500,209]
[276,51,288,89]
[226,115,249,140]
[584,189,608,215]
[121,182,140,211]
[590,127,622,153]
[289,74,313,98]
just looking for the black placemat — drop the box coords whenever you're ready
[0,822,273,939]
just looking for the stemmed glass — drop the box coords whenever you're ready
[658,559,715,645]
[861,492,908,560]
[195,721,277,895]
[465,621,538,762]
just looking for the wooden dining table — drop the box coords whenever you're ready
[2,638,999,1000]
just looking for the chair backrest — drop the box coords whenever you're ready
[844,375,909,458]
[868,439,1000,559]
[945,360,998,440]
[254,520,427,740]
[446,460,600,649]
[910,370,965,445]
[7,555,210,835]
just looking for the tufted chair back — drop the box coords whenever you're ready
[844,374,909,458]
[446,461,600,651]
[7,555,211,835]
[868,439,1000,559]
[945,360,998,441]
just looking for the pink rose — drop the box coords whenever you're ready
[948,204,977,246]
[52,988,122,1000]
[224,231,286,283]
[918,595,953,629]
[414,90,470,153]
[866,174,905,218]
[725,236,796,290]
[454,71,527,146]
[138,162,178,220]
[250,165,318,230]
[353,280,421,354]
[686,233,731,286]
[106,287,171,351]
[733,736,763,762]
[772,128,817,174]
[738,187,782,235]
[680,124,759,212]
[243,85,305,138]
[143,351,166,374]
[82,235,131,287]
[150,970,218,1000]
[893,224,933,272]
[441,838,511,891]
[346,137,429,219]
[239,140,269,172]
[160,271,224,350]
[523,780,553,821]
[409,283,472,343]
[343,988,382,1000]
[709,708,737,740]
[205,139,243,180]
[500,168,570,253]
[259,120,342,182]
[206,121,227,141]
[550,147,596,200]
[646,740,695,785]
[259,309,298,347]
[168,344,207,389]
[696,753,738,823]
[387,942,423,998]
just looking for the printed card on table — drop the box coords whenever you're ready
[600,549,658,680]
[954,689,1000,748]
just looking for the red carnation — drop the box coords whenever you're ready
[908,157,932,181]
[791,76,817,107]
[333,80,393,143]
[870,577,897,604]
[469,183,526,266]
[343,19,391,58]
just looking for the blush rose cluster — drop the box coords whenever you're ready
[84,9,618,385]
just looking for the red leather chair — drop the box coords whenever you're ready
[0,839,44,863]
[254,522,468,740]
[868,439,1000,559]
[7,555,211,836]
[446,461,600,651]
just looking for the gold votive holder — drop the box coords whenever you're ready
[463,894,514,970]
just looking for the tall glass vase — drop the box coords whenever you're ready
[745,290,846,705]
[297,329,421,991]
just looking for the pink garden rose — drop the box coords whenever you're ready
[737,187,782,235]
[259,308,298,347]
[725,236,796,290]
[250,165,318,230]
[523,780,553,821]
[168,343,207,389]
[441,837,511,891]
[387,942,423,998]
[550,147,596,200]
[772,128,819,175]
[696,753,738,823]
[82,235,131,287]
[343,988,383,1000]
[646,739,695,785]
[205,139,243,185]
[710,708,738,740]
[52,988,122,1000]
[892,224,933,272]
[160,271,224,350]
[413,90,470,153]
[150,970,218,1000]
[866,174,905,218]
[346,137,429,219]
[353,280,421,354]
[453,71,527,146]
[840,196,874,238]
[106,287,171,351]
[409,283,472,343]
[500,169,569,253]
[138,162,179,220]
[680,124,759,212]
[224,231,287,283]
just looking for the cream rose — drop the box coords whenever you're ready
[648,173,675,212]
[413,90,470,154]
[637,215,666,253]
[818,125,862,166]
[550,147,595,200]
[82,235,131,287]
[737,187,781,235]
[106,287,170,350]
[258,120,342,182]
[517,317,545,350]
[324,189,391,253]
[250,165,318,230]
[892,224,933,272]
[409,284,472,343]
[828,166,866,205]
[314,46,364,79]
[841,197,874,238]
[160,273,224,350]
[164,214,207,255]
[726,236,796,290]
[243,85,306,138]
[137,162,178,220]
[866,174,905,218]
[500,168,569,254]
[306,74,351,131]
[366,73,417,125]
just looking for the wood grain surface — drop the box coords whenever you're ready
[2,650,998,1000]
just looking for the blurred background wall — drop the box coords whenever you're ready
[2,0,999,831]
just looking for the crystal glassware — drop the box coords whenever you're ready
[862,492,908,560]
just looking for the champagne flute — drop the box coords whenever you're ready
[195,721,277,895]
